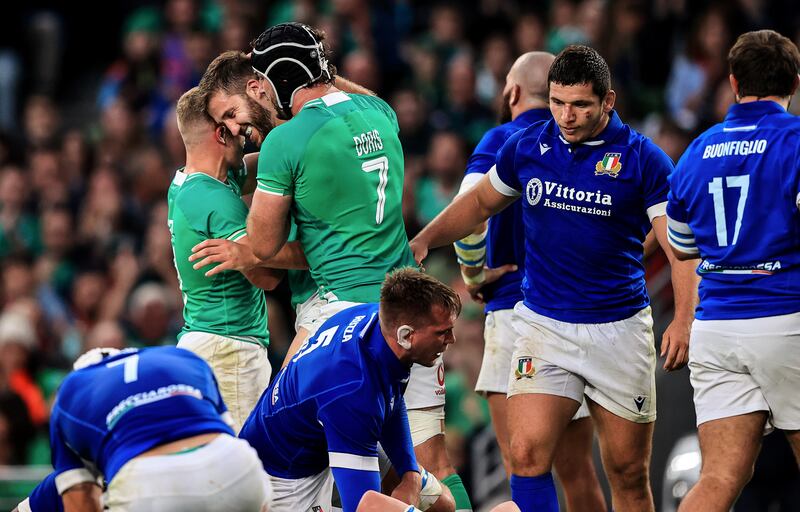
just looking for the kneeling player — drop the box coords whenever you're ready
[240,268,461,512]
[42,346,270,511]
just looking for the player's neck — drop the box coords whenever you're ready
[380,325,413,366]
[184,153,228,182]
[292,83,339,115]
[737,95,790,109]
[512,100,548,120]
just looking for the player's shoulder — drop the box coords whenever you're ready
[349,92,393,113]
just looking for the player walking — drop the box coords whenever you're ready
[666,29,800,511]
[410,45,698,512]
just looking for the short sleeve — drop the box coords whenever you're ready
[640,138,673,220]
[204,188,249,241]
[49,407,98,494]
[666,158,698,254]
[27,472,65,512]
[256,131,296,196]
[491,129,525,194]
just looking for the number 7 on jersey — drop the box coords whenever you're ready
[361,156,389,225]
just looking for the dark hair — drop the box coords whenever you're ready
[379,268,461,330]
[548,45,611,100]
[197,51,256,100]
[728,30,800,99]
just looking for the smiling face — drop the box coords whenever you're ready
[407,305,457,367]
[206,90,274,147]
[549,81,615,143]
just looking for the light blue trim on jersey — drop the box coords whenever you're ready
[454,239,486,251]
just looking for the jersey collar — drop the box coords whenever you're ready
[516,108,551,126]
[725,100,785,124]
[556,109,623,147]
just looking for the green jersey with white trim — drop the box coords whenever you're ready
[167,168,268,346]
[256,92,415,303]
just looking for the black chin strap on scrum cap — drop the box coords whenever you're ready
[250,22,332,120]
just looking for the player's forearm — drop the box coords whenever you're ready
[243,267,284,291]
[62,483,102,512]
[260,241,308,270]
[247,194,291,261]
[380,401,418,477]
[334,75,375,96]
[669,257,700,322]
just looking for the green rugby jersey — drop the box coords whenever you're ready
[257,92,416,303]
[286,221,319,309]
[167,168,268,346]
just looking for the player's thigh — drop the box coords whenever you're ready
[696,413,767,483]
[475,309,516,396]
[588,399,653,478]
[581,307,657,424]
[689,320,770,428]
[486,393,510,454]
[784,430,800,465]
[413,429,452,477]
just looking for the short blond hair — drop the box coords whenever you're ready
[175,87,213,146]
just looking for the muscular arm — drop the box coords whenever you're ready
[411,174,515,262]
[246,191,292,261]
[652,215,700,370]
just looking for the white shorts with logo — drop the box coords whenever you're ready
[305,294,447,412]
[294,289,324,332]
[177,332,271,433]
[267,468,334,512]
[479,308,589,419]
[508,303,657,423]
[689,311,800,430]
[106,434,270,511]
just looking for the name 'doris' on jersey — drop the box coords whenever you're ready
[354,130,384,157]
[702,139,767,159]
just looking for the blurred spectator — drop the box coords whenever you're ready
[84,320,128,352]
[0,392,34,464]
[431,54,494,145]
[514,12,546,53]
[342,49,381,94]
[476,34,514,106]
[0,166,39,257]
[22,96,60,149]
[0,310,47,427]
[546,0,587,53]
[415,131,468,225]
[2,256,37,308]
[126,282,177,346]
[35,207,76,298]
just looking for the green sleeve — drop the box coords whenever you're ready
[256,128,297,196]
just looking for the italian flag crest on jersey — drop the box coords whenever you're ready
[595,152,622,177]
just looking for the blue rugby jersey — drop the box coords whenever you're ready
[667,101,800,320]
[239,303,417,510]
[49,347,233,494]
[490,110,673,323]
[464,108,551,312]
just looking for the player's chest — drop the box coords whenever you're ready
[516,146,643,219]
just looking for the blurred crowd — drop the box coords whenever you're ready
[1,0,800,505]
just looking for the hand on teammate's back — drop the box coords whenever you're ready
[190,238,257,276]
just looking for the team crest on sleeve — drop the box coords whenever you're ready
[595,152,622,178]
[515,356,535,379]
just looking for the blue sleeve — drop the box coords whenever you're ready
[318,392,382,462]
[28,473,64,512]
[666,161,689,224]
[331,467,382,512]
[494,129,524,192]
[640,138,673,210]
[465,128,504,177]
[49,405,98,494]
[379,398,418,477]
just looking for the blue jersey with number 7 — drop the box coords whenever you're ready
[49,347,233,494]
[667,101,800,320]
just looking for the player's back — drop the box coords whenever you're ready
[241,303,408,478]
[51,347,233,482]
[167,170,268,344]
[258,92,416,303]
[668,101,800,319]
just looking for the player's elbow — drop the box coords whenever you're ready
[670,246,700,262]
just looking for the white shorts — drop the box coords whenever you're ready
[106,434,270,511]
[294,289,324,332]
[268,468,334,512]
[303,292,363,337]
[404,357,446,410]
[508,303,656,423]
[177,332,271,433]
[689,311,800,430]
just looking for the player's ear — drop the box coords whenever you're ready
[603,89,616,113]
[246,79,262,100]
[510,84,521,107]
[215,124,228,145]
[396,325,413,350]
[729,74,740,100]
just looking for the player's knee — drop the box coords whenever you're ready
[553,453,596,486]
[700,461,754,491]
[508,435,553,475]
[605,458,649,492]
[426,484,455,512]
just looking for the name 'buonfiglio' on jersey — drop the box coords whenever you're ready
[667,100,800,320]
[490,110,674,323]
[254,92,416,303]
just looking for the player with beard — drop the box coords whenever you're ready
[454,51,606,511]
[196,23,473,512]
[410,46,699,512]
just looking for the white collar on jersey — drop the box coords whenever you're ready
[558,134,605,146]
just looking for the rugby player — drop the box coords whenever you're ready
[666,29,800,511]
[410,45,699,512]
[239,269,460,512]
